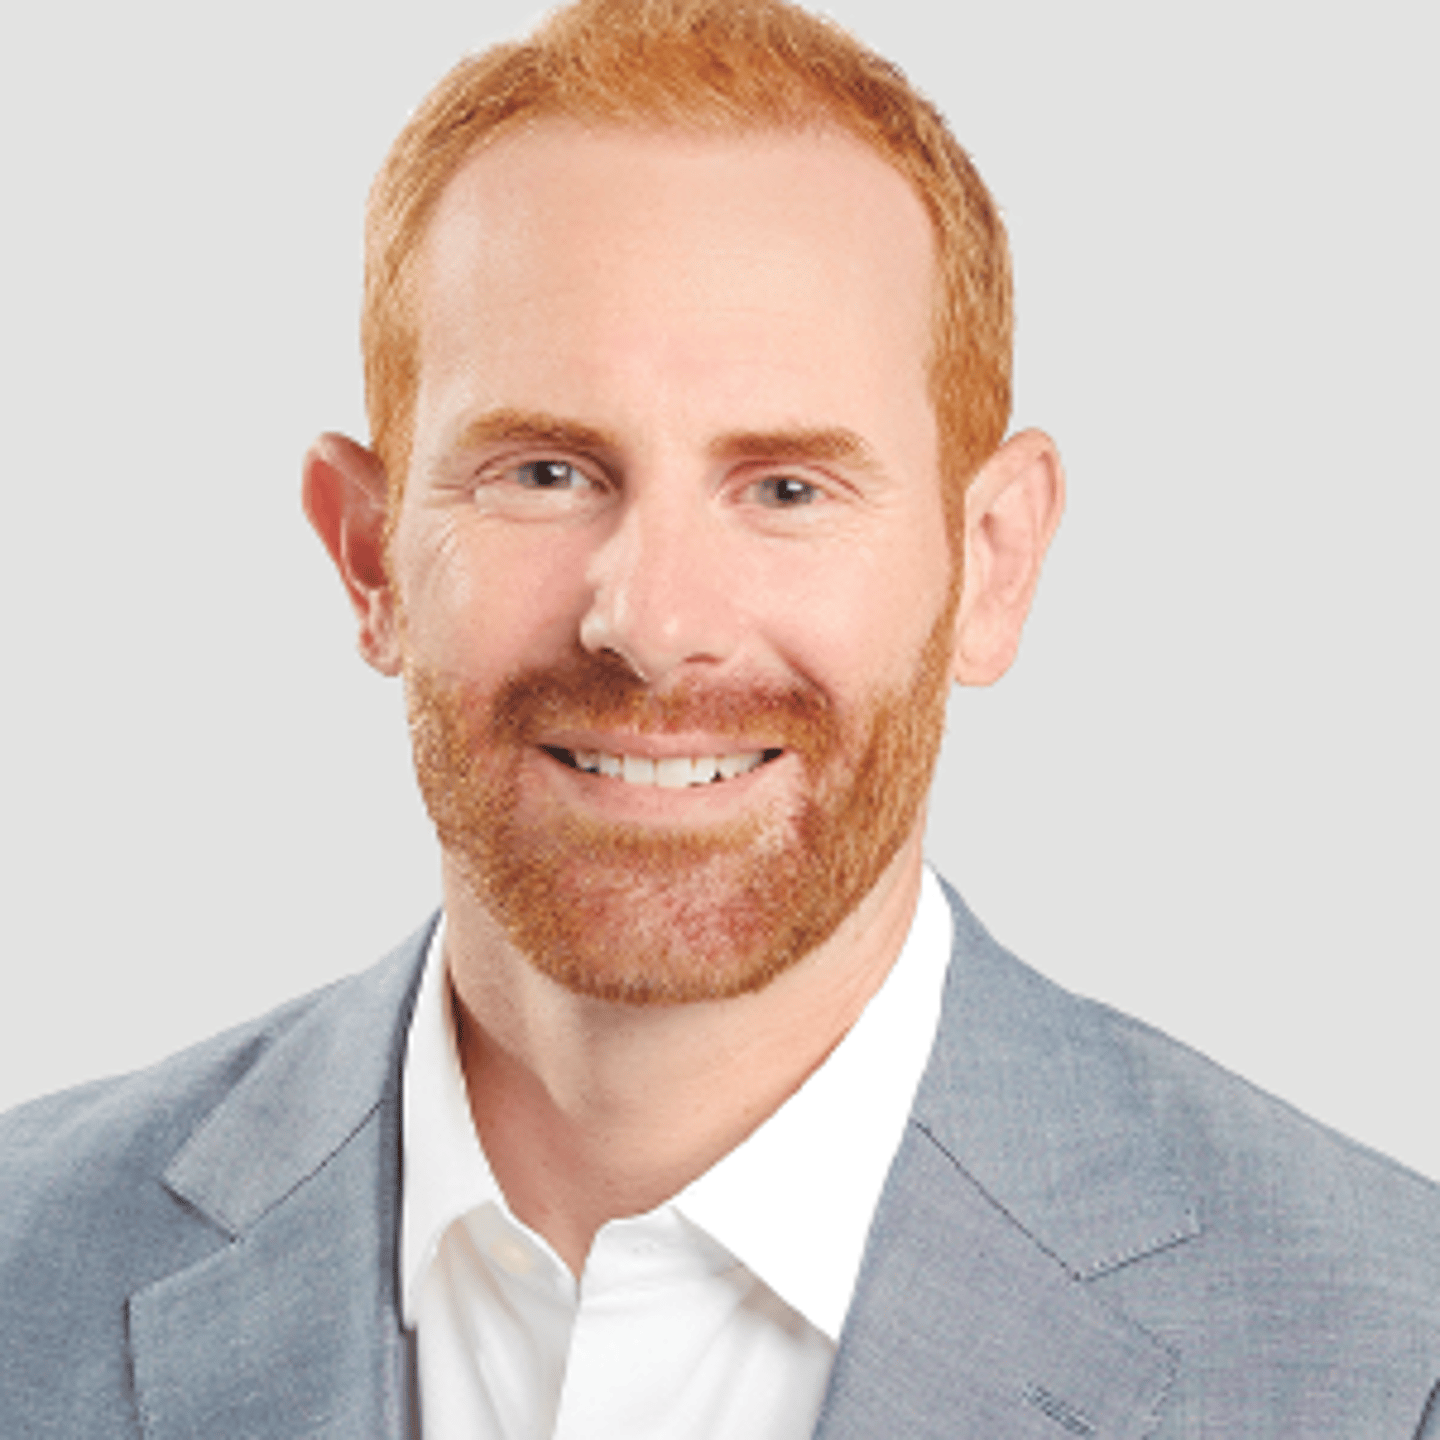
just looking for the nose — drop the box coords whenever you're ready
[579,486,741,686]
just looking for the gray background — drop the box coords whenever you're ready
[2,2,1436,1178]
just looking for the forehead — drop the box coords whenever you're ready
[412,118,937,456]
[425,113,932,250]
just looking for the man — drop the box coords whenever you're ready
[3,0,1439,1435]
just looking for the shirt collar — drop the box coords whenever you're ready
[400,911,504,1325]
[400,866,954,1338]
[678,866,952,1336]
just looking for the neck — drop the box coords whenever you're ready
[443,827,927,1277]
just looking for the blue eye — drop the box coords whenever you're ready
[516,460,584,489]
[755,476,819,507]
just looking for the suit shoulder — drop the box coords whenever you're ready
[931,883,1440,1299]
[0,915,434,1187]
[941,881,1440,1229]
[0,910,433,1213]
[914,881,1440,1440]
[0,926,430,1434]
[1063,991,1440,1426]
[1095,996,1440,1222]
[0,982,334,1434]
[0,978,339,1234]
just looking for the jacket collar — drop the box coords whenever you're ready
[816,880,1200,1439]
[128,918,435,1440]
[918,878,1201,1280]
[158,919,434,1236]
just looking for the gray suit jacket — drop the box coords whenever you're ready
[5,881,1440,1437]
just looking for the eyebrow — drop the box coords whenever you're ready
[447,408,619,458]
[443,408,885,477]
[706,426,884,476]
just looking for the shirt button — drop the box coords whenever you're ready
[489,1234,534,1276]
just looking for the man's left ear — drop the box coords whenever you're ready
[951,428,1065,686]
[301,432,403,676]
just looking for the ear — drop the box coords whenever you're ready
[301,432,403,676]
[951,428,1065,686]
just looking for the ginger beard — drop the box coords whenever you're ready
[406,583,958,1005]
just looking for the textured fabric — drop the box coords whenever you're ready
[4,884,1440,1437]
[817,884,1440,1438]
[401,871,950,1439]
[0,930,429,1439]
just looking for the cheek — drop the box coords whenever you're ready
[392,515,595,671]
[758,532,954,701]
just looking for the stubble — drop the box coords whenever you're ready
[405,589,957,1004]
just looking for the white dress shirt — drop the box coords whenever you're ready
[401,866,953,1440]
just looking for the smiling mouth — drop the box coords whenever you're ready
[543,746,785,789]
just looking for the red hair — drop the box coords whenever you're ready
[363,0,1012,536]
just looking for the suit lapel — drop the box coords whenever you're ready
[122,886,1197,1436]
[817,882,1200,1439]
[127,920,434,1440]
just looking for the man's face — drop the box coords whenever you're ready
[389,119,958,1002]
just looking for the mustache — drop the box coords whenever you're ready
[483,650,839,755]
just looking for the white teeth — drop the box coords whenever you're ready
[622,755,656,785]
[567,748,769,787]
[655,757,692,789]
[718,752,761,780]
